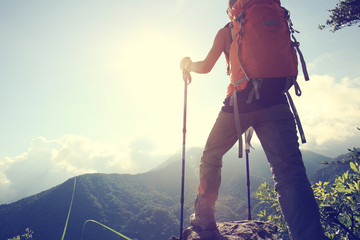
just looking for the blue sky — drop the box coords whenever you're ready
[0,0,359,203]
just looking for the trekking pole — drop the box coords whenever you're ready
[245,141,251,220]
[180,70,191,240]
[245,127,254,220]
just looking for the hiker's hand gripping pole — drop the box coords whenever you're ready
[180,69,191,240]
[183,70,192,84]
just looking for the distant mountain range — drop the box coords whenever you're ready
[0,147,352,240]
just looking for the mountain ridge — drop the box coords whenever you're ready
[0,148,341,240]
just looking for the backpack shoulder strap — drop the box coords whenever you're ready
[283,7,310,81]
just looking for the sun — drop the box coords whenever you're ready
[116,26,196,106]
[107,26,199,151]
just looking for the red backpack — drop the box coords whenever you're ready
[226,0,309,98]
[227,0,309,157]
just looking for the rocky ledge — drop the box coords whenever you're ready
[169,220,278,240]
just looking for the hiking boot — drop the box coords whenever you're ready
[190,213,217,231]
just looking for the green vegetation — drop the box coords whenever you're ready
[256,182,290,239]
[313,148,360,240]
[80,220,133,240]
[255,146,360,240]
[7,228,33,240]
[61,177,76,240]
[319,0,360,32]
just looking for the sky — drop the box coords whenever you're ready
[0,0,359,204]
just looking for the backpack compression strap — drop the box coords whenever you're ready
[232,79,256,158]
[232,85,244,158]
[283,76,306,143]
[285,91,307,143]
[232,77,307,158]
[283,7,310,81]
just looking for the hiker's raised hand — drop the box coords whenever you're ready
[180,57,192,84]
[180,57,192,72]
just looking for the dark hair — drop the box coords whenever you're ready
[229,0,237,8]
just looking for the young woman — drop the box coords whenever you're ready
[180,0,328,239]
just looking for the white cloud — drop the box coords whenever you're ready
[0,135,172,204]
[1,74,359,204]
[294,75,360,155]
[307,53,335,73]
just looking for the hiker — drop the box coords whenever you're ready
[180,0,328,239]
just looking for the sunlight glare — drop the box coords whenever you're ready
[116,26,198,153]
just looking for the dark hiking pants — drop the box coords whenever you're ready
[195,103,327,240]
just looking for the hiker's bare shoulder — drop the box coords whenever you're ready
[216,26,231,39]
[213,26,231,53]
[214,26,232,49]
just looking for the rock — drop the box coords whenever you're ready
[169,220,277,240]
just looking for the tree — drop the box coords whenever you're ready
[313,149,360,240]
[255,182,290,240]
[319,0,360,32]
[256,149,360,240]
[256,145,360,239]
[7,228,33,240]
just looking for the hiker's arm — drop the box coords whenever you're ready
[181,29,227,74]
[191,29,226,73]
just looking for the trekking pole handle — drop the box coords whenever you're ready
[183,70,192,85]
